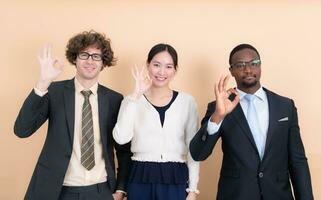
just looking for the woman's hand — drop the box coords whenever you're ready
[130,64,152,100]
[186,191,197,200]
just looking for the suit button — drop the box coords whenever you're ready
[202,134,207,141]
[259,172,264,178]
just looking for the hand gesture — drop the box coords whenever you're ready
[36,44,64,91]
[186,192,197,200]
[113,191,125,200]
[211,75,240,123]
[130,64,152,99]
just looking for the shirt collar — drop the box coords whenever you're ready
[74,77,98,96]
[237,87,266,102]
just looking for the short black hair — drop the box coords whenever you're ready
[147,43,178,70]
[229,44,260,65]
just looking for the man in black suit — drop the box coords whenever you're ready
[190,44,313,200]
[14,31,131,200]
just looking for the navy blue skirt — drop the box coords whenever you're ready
[127,161,189,200]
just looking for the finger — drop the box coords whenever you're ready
[227,88,234,96]
[47,43,52,59]
[140,63,145,74]
[218,75,224,93]
[222,74,230,91]
[146,72,151,81]
[41,44,48,59]
[43,43,49,58]
[214,82,219,99]
[141,64,148,78]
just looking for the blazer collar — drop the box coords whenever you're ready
[64,78,75,146]
[262,88,278,161]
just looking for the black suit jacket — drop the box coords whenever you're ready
[190,88,313,200]
[14,79,132,200]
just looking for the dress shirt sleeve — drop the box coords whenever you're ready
[185,97,200,193]
[207,119,222,135]
[112,96,138,144]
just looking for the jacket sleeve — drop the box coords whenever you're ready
[112,95,133,192]
[189,102,221,161]
[114,141,132,192]
[14,89,49,138]
[288,100,314,200]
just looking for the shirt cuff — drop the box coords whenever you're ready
[34,87,48,97]
[207,119,222,135]
[186,188,200,194]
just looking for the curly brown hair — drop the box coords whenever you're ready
[65,30,116,68]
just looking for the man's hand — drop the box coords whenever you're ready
[113,191,125,200]
[36,44,64,92]
[210,75,240,123]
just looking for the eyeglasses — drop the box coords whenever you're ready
[78,52,103,61]
[230,59,261,70]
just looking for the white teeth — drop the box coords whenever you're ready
[156,77,166,81]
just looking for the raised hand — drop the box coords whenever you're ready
[130,64,152,100]
[210,75,240,123]
[36,44,64,91]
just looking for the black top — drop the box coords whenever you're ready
[144,91,178,127]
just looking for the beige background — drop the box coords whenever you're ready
[1,1,320,199]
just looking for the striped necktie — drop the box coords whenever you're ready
[81,90,95,170]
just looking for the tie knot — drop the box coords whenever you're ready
[244,94,255,103]
[81,90,92,99]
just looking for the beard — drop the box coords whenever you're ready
[241,80,258,88]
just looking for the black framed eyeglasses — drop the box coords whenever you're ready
[78,52,103,61]
[230,59,261,70]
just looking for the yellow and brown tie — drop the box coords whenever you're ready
[81,90,95,170]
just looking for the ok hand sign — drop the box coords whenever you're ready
[130,65,152,100]
[36,44,64,91]
[210,75,240,123]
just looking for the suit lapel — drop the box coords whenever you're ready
[64,79,75,146]
[230,104,260,154]
[263,89,278,158]
[97,85,109,152]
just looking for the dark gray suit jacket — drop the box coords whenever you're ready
[14,79,132,200]
[190,88,313,200]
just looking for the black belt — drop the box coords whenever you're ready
[61,181,109,193]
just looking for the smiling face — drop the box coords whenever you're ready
[75,46,103,83]
[147,51,176,88]
[229,48,261,93]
